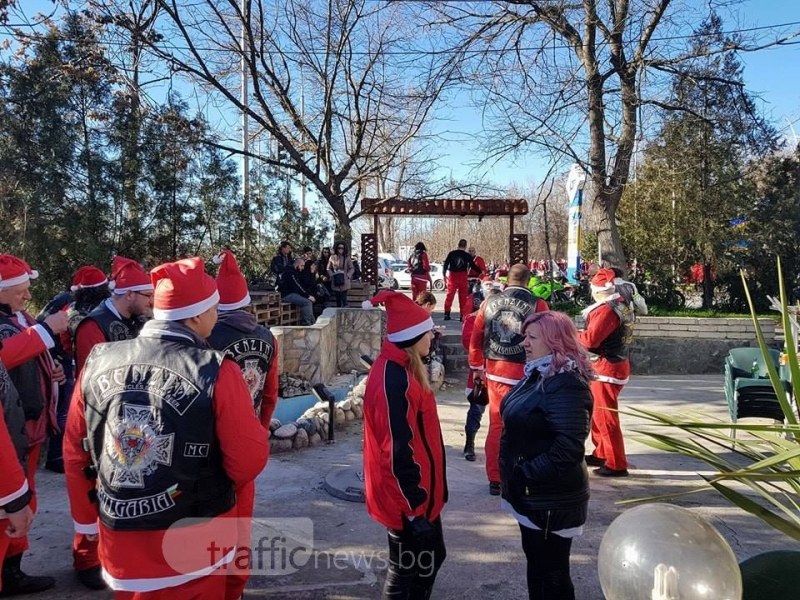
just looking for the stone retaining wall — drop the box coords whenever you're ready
[271,307,385,384]
[631,317,779,375]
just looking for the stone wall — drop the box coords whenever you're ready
[630,317,779,375]
[271,307,385,384]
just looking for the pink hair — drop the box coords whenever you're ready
[522,311,594,381]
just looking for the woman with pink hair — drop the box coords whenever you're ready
[499,311,594,600]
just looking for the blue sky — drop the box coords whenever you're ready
[11,0,800,192]
[435,0,800,187]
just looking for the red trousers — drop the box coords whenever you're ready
[7,443,41,558]
[113,572,226,599]
[223,481,255,600]
[410,275,429,301]
[485,378,515,483]
[444,271,469,317]
[589,379,628,470]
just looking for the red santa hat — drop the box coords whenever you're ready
[70,266,108,292]
[591,267,617,292]
[109,256,154,294]
[362,290,433,346]
[151,257,219,321]
[0,254,39,289]
[212,249,251,311]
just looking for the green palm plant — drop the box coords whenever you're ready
[628,257,800,541]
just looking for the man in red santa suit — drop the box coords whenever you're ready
[469,264,548,495]
[64,257,268,599]
[70,257,154,589]
[0,255,67,595]
[208,249,278,600]
[578,267,635,477]
[73,256,154,374]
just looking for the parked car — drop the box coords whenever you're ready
[390,262,446,292]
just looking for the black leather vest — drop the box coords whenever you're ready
[207,319,275,417]
[82,336,234,531]
[66,304,91,341]
[78,301,137,343]
[0,360,27,466]
[482,287,538,363]
[587,300,635,362]
[0,314,45,421]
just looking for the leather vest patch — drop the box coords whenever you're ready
[482,288,538,363]
[83,337,234,530]
[80,303,136,343]
[208,322,275,415]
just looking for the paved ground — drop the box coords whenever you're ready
[20,374,800,599]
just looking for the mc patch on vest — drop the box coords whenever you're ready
[484,293,536,361]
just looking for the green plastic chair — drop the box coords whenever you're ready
[724,348,787,441]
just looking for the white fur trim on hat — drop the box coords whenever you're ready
[70,279,108,292]
[218,292,252,312]
[386,315,434,343]
[0,270,38,289]
[590,282,615,292]
[112,282,155,294]
[153,290,220,321]
[362,300,375,310]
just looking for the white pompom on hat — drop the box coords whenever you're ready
[0,254,38,289]
[213,249,251,311]
[362,290,433,345]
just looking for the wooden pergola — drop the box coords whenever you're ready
[359,197,529,286]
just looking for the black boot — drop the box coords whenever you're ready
[443,312,451,321]
[463,432,476,461]
[76,566,107,591]
[0,554,55,597]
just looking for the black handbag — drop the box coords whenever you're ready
[468,379,489,406]
[332,272,346,286]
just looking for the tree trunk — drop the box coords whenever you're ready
[594,182,627,268]
[702,263,715,309]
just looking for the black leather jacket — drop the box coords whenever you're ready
[499,368,592,531]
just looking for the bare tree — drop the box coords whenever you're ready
[97,0,456,243]
[430,0,800,266]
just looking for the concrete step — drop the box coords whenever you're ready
[438,342,465,356]
[444,355,470,371]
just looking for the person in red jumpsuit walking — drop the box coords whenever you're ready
[407,241,431,300]
[443,239,479,321]
[208,249,279,600]
[0,255,68,595]
[361,290,448,598]
[469,265,548,495]
[577,267,635,477]
[64,257,268,598]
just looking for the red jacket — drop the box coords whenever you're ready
[577,301,631,384]
[468,256,487,279]
[0,311,58,446]
[363,340,447,530]
[63,358,267,592]
[0,401,29,519]
[468,295,549,385]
